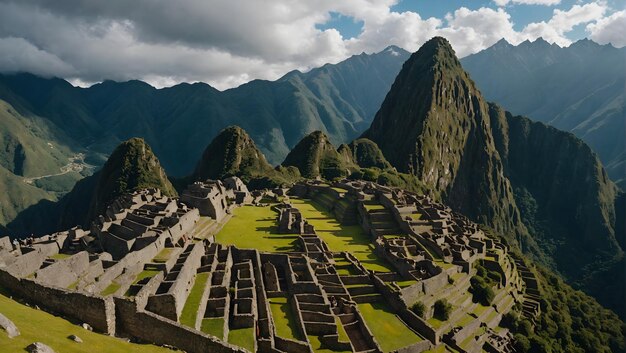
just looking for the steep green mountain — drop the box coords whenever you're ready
[363,36,623,316]
[0,46,409,177]
[0,98,89,226]
[282,130,357,179]
[89,138,176,218]
[347,138,392,169]
[7,138,177,236]
[462,38,626,187]
[362,36,528,246]
[191,125,297,188]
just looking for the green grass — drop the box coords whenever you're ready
[269,296,303,341]
[363,203,385,211]
[395,280,418,288]
[50,253,72,260]
[336,317,349,342]
[228,327,255,352]
[215,205,298,252]
[152,248,173,263]
[0,286,172,353]
[408,213,422,221]
[200,318,224,339]
[290,199,394,273]
[132,269,160,285]
[179,273,209,327]
[100,282,121,296]
[331,187,348,194]
[308,335,351,353]
[357,301,423,352]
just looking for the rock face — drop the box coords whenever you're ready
[0,313,20,338]
[362,37,527,245]
[282,131,356,179]
[192,126,274,182]
[88,137,177,219]
[27,342,55,353]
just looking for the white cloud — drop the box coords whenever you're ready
[521,2,607,46]
[0,0,621,89]
[587,10,626,47]
[494,0,561,6]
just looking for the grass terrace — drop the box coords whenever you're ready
[290,199,393,273]
[152,248,173,263]
[308,335,351,353]
[0,286,172,353]
[269,296,303,341]
[228,327,255,352]
[50,253,72,260]
[357,301,423,352]
[179,273,209,327]
[215,205,298,252]
[200,317,224,339]
[191,216,216,240]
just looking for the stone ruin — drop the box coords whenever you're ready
[0,176,538,353]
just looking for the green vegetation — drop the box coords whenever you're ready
[100,282,121,296]
[469,275,495,306]
[348,167,425,193]
[90,138,177,219]
[0,286,172,353]
[357,301,423,352]
[290,199,393,272]
[410,301,426,318]
[192,126,297,189]
[499,265,625,353]
[215,205,297,252]
[179,273,209,327]
[152,248,173,263]
[308,335,351,353]
[200,318,224,339]
[433,299,452,321]
[282,131,357,180]
[50,253,72,260]
[228,327,255,352]
[269,296,303,341]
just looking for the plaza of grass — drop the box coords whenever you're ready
[212,198,433,352]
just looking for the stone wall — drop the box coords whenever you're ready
[0,269,115,334]
[114,297,246,353]
[3,249,47,277]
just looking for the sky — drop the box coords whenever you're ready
[0,0,624,90]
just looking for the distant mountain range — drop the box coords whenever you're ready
[461,37,626,187]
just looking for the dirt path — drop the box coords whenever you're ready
[23,153,92,185]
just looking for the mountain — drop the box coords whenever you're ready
[363,36,624,316]
[0,46,409,176]
[89,137,176,218]
[362,37,529,247]
[347,138,392,169]
[282,130,356,180]
[191,125,298,188]
[0,98,90,226]
[461,38,626,187]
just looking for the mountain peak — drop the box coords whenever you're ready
[89,137,176,218]
[192,125,273,182]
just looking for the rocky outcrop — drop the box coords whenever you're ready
[0,313,19,338]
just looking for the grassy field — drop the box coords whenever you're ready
[290,199,393,272]
[269,296,303,341]
[0,287,172,353]
[357,301,423,352]
[215,205,298,252]
[152,248,173,263]
[179,273,209,327]
[200,317,224,339]
[228,327,255,352]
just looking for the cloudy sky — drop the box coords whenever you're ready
[0,0,624,89]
